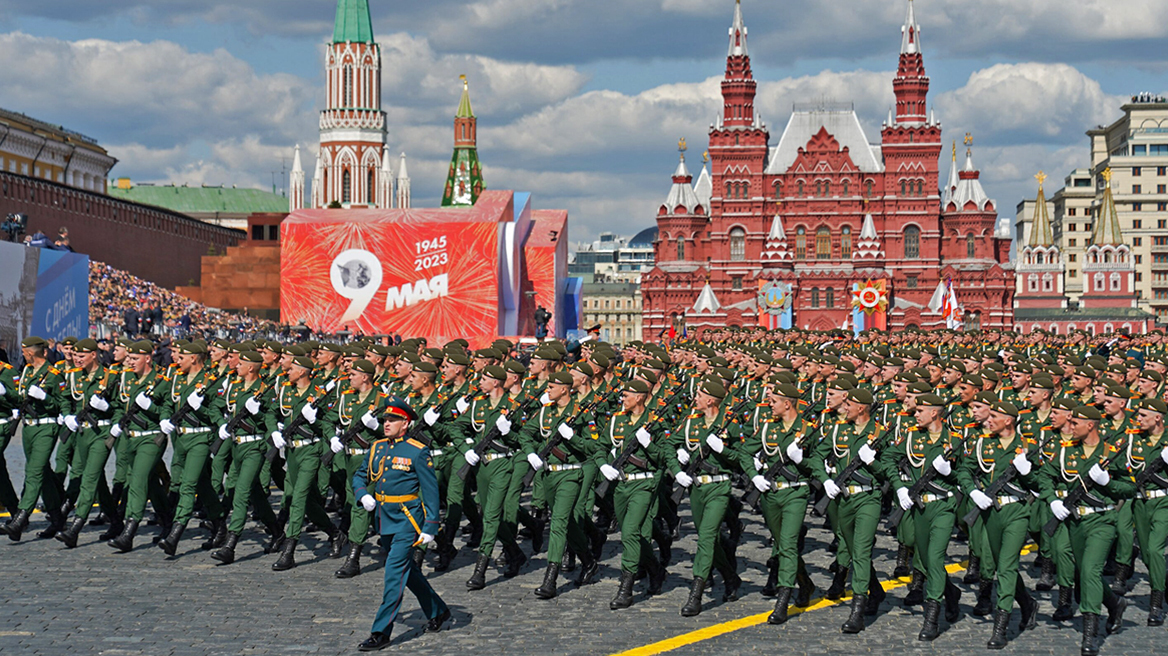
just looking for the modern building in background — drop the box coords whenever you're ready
[0,107,117,194]
[569,228,657,283]
[580,282,642,344]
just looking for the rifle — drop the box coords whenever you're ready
[1043,449,1123,536]
[265,396,319,463]
[961,431,1054,527]
[63,372,119,446]
[669,397,754,505]
[520,392,608,488]
[161,371,220,446]
[1134,450,1168,495]
[813,417,889,516]
[886,442,959,530]
[210,383,267,457]
[742,418,824,509]
[12,366,53,424]
[594,384,693,499]
[455,392,544,480]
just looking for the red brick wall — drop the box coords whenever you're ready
[176,242,281,318]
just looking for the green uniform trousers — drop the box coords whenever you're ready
[435,449,470,547]
[614,476,658,574]
[689,480,734,579]
[1067,510,1120,615]
[1115,501,1135,568]
[759,485,810,589]
[963,496,997,579]
[54,430,77,492]
[985,501,1032,611]
[171,431,224,525]
[474,455,517,557]
[913,497,957,602]
[0,422,22,512]
[210,438,233,498]
[111,434,131,486]
[17,423,64,513]
[337,449,372,545]
[225,440,279,534]
[574,462,599,533]
[1134,496,1168,593]
[72,431,118,521]
[284,441,331,541]
[122,433,168,522]
[544,468,588,565]
[827,490,880,596]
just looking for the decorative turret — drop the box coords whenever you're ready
[1014,172,1065,308]
[693,151,712,210]
[728,0,748,57]
[378,149,394,209]
[1080,167,1136,308]
[854,211,884,260]
[693,282,722,314]
[289,144,304,212]
[442,76,486,207]
[311,154,323,209]
[396,153,411,209]
[893,0,929,125]
[941,140,958,208]
[663,141,702,214]
[762,211,791,262]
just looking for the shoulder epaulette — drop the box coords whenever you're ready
[342,388,356,395]
[49,367,60,375]
[1126,428,1141,434]
[406,438,426,449]
[1018,408,1033,414]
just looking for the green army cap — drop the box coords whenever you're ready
[177,343,206,355]
[321,343,344,354]
[1125,357,1143,370]
[695,346,717,359]
[847,388,874,405]
[1106,364,1126,377]
[491,338,514,351]
[21,336,47,347]
[893,371,918,384]
[989,401,1019,418]
[622,380,650,394]
[756,353,775,366]
[1072,365,1097,379]
[423,347,445,361]
[915,393,947,408]
[700,381,728,400]
[173,339,190,348]
[286,344,307,357]
[1086,356,1108,370]
[1072,405,1103,421]
[836,361,857,374]
[908,381,934,395]
[291,356,314,370]
[1034,353,1056,365]
[980,369,1002,384]
[115,338,134,348]
[637,369,659,385]
[774,383,802,401]
[972,391,1000,406]
[643,358,666,372]
[1030,376,1055,390]
[190,339,208,351]
[368,344,392,357]
[1104,383,1131,399]
[1044,364,1066,377]
[982,362,1006,373]
[504,360,528,376]
[61,336,78,346]
[531,348,562,362]
[448,338,470,349]
[775,371,798,385]
[883,356,905,368]
[1140,398,1168,415]
[473,348,498,360]
[127,341,154,355]
[1140,370,1165,384]
[713,366,736,381]
[73,338,99,353]
[445,351,471,366]
[589,352,611,368]
[774,357,795,369]
[301,340,319,350]
[385,345,405,357]
[960,373,984,387]
[548,371,574,386]
[411,361,438,375]
[1012,362,1035,375]
[239,351,264,364]
[1052,397,1078,412]
[708,356,730,368]
[344,344,366,358]
[480,365,507,381]
[399,338,420,351]
[573,361,595,377]
[1062,354,1083,366]
[401,352,421,365]
[211,338,231,350]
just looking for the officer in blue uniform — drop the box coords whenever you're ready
[355,397,451,652]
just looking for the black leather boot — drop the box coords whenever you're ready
[647,557,666,596]
[336,543,364,579]
[866,565,886,615]
[767,587,792,625]
[529,513,546,555]
[271,538,297,571]
[591,524,608,562]
[1018,582,1037,631]
[575,551,600,588]
[55,516,86,549]
[263,523,285,554]
[842,594,867,633]
[200,518,225,550]
[1036,556,1056,591]
[795,565,816,607]
[986,608,1010,649]
[826,565,849,600]
[411,547,424,571]
[98,513,124,541]
[0,509,30,542]
[37,509,64,539]
[721,565,741,602]
[973,578,994,616]
[1148,589,1165,626]
[563,549,576,573]
[466,553,491,590]
[1081,612,1101,656]
[1103,592,1127,634]
[944,578,962,623]
[434,539,456,572]
[609,570,636,610]
[159,521,186,556]
[918,599,941,641]
[654,520,672,566]
[108,518,139,553]
[211,532,240,564]
[893,544,912,578]
[680,577,706,616]
[357,631,392,652]
[1110,563,1131,596]
[330,530,349,559]
[502,543,527,578]
[904,569,925,607]
[762,556,779,598]
[534,563,560,599]
[1053,586,1075,621]
[964,555,981,584]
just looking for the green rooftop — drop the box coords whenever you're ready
[109,183,290,215]
[333,0,375,44]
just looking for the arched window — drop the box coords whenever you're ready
[826,288,835,308]
[823,180,831,197]
[816,227,831,259]
[743,181,750,198]
[1028,274,1038,292]
[730,227,746,261]
[773,181,782,199]
[795,227,807,260]
[343,65,353,106]
[816,181,823,197]
[810,287,820,309]
[368,169,375,204]
[866,180,874,197]
[725,182,732,198]
[967,234,976,258]
[916,181,924,196]
[841,226,852,259]
[1110,272,1121,291]
[677,237,685,260]
[1043,273,1053,292]
[797,180,805,196]
[904,225,920,259]
[1094,272,1104,291]
[842,180,849,196]
[342,169,352,204]
[901,180,907,196]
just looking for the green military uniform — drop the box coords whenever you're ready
[160,352,226,536]
[0,362,21,513]
[1123,400,1168,624]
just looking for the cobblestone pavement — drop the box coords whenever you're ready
[2,437,1166,655]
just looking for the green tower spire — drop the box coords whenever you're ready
[442,76,485,207]
[333,0,374,44]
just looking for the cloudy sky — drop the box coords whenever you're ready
[1,0,1164,244]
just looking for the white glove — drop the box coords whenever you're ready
[418,533,435,546]
[160,419,175,435]
[1013,452,1032,476]
[675,471,693,488]
[0,382,4,395]
[10,409,18,420]
[1088,463,1110,486]
[540,392,551,405]
[495,415,512,435]
[28,385,46,400]
[558,424,574,440]
[186,391,203,410]
[932,455,952,477]
[464,450,480,466]
[135,392,151,410]
[751,475,770,492]
[110,424,123,438]
[361,412,379,430]
[753,455,764,471]
[56,414,64,425]
[527,453,545,471]
[245,397,261,415]
[1162,446,1168,466]
[676,448,690,465]
[600,464,620,481]
[64,415,79,432]
[455,397,469,414]
[635,427,651,447]
[706,434,724,453]
[1050,499,1070,521]
[970,489,993,510]
[89,395,109,411]
[325,380,336,392]
[858,443,876,465]
[218,425,230,440]
[330,437,344,453]
[424,407,440,427]
[271,431,286,449]
[786,441,804,464]
[823,479,841,499]
[360,494,376,512]
[897,486,913,511]
[301,404,318,424]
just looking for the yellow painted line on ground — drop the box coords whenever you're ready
[612,545,1036,656]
